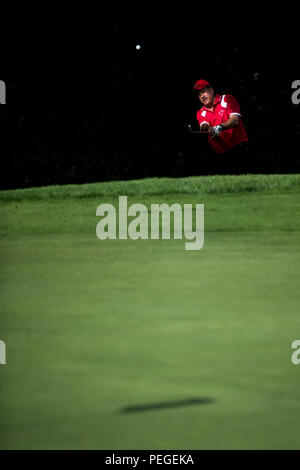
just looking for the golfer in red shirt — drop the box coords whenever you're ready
[194,79,250,173]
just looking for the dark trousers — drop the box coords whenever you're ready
[207,141,253,175]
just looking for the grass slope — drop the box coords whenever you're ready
[1,173,300,201]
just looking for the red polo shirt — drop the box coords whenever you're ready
[196,94,248,153]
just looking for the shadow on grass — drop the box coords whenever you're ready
[120,397,216,414]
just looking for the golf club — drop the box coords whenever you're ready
[186,124,209,134]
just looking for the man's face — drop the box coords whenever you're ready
[197,86,215,108]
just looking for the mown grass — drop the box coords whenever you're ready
[1,175,300,450]
[1,192,300,237]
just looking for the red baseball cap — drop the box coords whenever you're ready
[193,79,210,91]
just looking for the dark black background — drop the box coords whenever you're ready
[1,8,299,189]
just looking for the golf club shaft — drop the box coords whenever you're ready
[186,124,209,134]
[189,130,209,134]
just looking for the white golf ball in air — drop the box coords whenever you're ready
[136,44,141,50]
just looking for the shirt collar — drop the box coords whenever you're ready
[214,94,222,105]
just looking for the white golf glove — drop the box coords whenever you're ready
[210,124,224,138]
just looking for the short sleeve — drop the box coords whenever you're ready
[196,109,210,126]
[226,95,242,117]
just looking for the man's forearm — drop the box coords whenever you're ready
[203,115,240,134]
[220,115,240,130]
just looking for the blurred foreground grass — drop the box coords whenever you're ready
[0,175,300,449]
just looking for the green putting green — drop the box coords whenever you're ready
[0,175,300,449]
